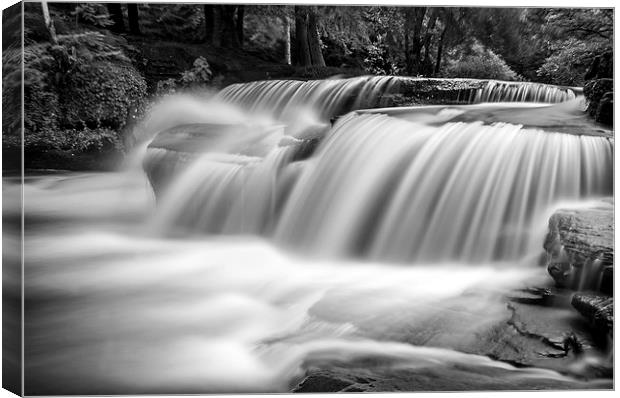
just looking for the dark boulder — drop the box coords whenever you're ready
[583,78,613,121]
[596,91,613,126]
[571,293,613,344]
[583,51,613,126]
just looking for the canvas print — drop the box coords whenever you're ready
[1,1,614,395]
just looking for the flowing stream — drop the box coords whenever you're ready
[14,77,613,394]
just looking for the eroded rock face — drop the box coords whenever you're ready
[544,200,613,294]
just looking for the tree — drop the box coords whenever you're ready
[294,6,325,67]
[40,0,58,44]
[244,5,294,64]
[106,3,125,33]
[205,5,245,48]
[402,7,426,75]
[282,15,291,65]
[236,5,245,46]
[534,9,613,85]
[127,4,140,35]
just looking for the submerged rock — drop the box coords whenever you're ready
[544,200,613,294]
[292,361,611,392]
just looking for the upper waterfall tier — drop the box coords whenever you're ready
[216,76,580,120]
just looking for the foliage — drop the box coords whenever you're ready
[443,42,520,81]
[57,31,132,65]
[3,28,147,153]
[536,39,607,86]
[533,9,613,85]
[138,4,204,42]
[156,57,217,96]
[2,48,26,136]
[362,43,400,75]
[59,61,147,131]
[71,4,113,28]
[180,56,213,86]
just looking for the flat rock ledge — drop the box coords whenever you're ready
[544,199,613,294]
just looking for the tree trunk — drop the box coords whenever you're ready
[434,25,447,75]
[204,4,214,43]
[421,10,438,75]
[127,4,140,35]
[410,7,427,76]
[218,5,239,48]
[282,16,291,65]
[294,6,324,67]
[294,6,311,66]
[307,7,325,67]
[41,0,58,44]
[404,11,411,73]
[106,3,125,33]
[236,5,244,47]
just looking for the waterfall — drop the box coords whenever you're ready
[471,80,578,103]
[217,75,401,120]
[149,110,612,263]
[274,114,612,262]
[216,76,579,123]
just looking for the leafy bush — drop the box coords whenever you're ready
[24,127,121,152]
[443,42,521,81]
[180,56,213,86]
[3,30,147,154]
[363,43,399,75]
[155,57,217,96]
[58,61,147,130]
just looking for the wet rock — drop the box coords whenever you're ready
[292,360,611,392]
[584,51,613,80]
[583,78,613,126]
[293,371,358,393]
[571,293,613,343]
[543,200,613,294]
[394,78,488,105]
[507,287,554,306]
[596,91,613,126]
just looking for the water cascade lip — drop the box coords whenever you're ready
[216,76,581,124]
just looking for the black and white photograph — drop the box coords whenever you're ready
[1,0,615,395]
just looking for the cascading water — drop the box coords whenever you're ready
[471,80,578,103]
[19,76,613,394]
[216,75,401,120]
[216,76,580,121]
[151,84,612,263]
[274,114,612,262]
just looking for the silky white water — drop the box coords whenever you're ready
[17,77,613,394]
